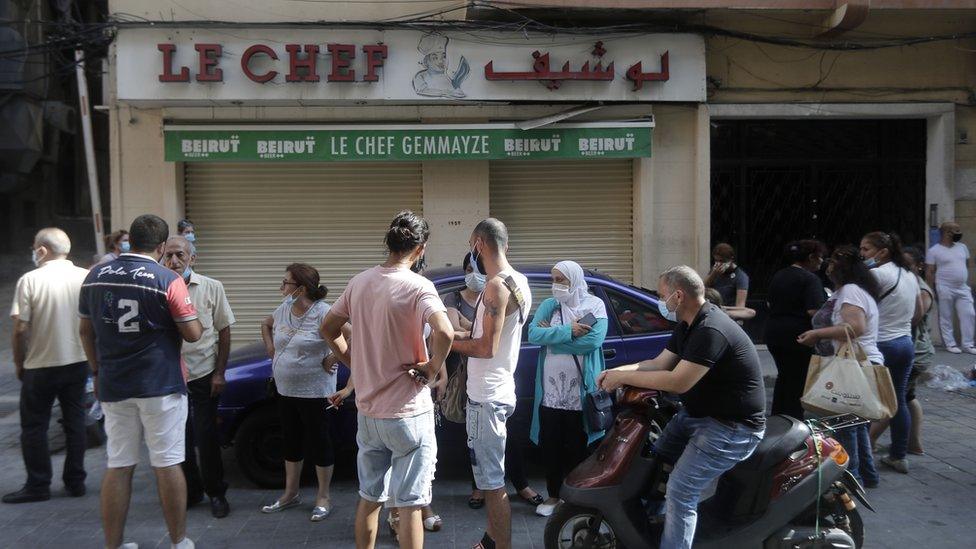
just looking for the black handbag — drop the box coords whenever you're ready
[571,354,614,432]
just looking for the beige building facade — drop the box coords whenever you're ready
[106,1,976,342]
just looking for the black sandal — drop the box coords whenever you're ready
[468,495,486,509]
[473,532,496,549]
[517,490,544,506]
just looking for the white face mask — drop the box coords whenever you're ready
[552,283,571,303]
[283,288,300,306]
[31,248,41,267]
[465,272,486,292]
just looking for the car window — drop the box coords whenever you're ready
[605,288,674,336]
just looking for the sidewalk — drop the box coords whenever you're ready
[2,267,975,546]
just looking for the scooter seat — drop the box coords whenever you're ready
[736,415,809,472]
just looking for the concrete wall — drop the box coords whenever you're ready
[422,160,489,269]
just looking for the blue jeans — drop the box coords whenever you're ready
[835,424,878,486]
[878,336,914,460]
[652,409,764,549]
[466,399,515,491]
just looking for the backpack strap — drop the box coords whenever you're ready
[502,275,526,324]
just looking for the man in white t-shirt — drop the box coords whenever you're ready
[6,228,90,504]
[452,218,532,549]
[926,221,976,353]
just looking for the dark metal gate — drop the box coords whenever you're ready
[710,119,927,340]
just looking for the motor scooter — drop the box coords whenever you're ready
[544,387,874,548]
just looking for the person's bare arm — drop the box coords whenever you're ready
[411,311,455,383]
[451,278,510,359]
[12,317,29,381]
[260,315,275,357]
[79,318,98,376]
[925,264,936,291]
[911,291,924,329]
[321,310,352,367]
[599,359,710,394]
[211,326,231,396]
[176,318,203,343]
[797,303,866,346]
[920,288,933,314]
[735,288,748,308]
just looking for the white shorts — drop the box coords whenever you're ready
[102,394,188,468]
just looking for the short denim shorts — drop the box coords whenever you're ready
[466,399,515,491]
[356,410,437,508]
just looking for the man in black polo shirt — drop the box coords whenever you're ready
[598,265,765,549]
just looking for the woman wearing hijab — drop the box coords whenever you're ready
[527,260,609,517]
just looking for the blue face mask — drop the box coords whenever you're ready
[182,266,192,280]
[863,257,878,269]
[658,292,678,322]
[283,288,299,306]
[185,232,196,243]
[465,272,486,292]
[470,242,484,276]
[120,241,131,253]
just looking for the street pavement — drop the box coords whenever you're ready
[1,262,976,548]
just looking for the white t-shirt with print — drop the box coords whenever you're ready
[871,262,919,342]
[831,284,884,364]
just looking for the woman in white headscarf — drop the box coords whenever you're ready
[527,260,609,517]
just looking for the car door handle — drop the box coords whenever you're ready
[603,349,617,360]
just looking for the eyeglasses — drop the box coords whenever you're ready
[280,280,298,288]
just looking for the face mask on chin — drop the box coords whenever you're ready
[862,257,878,269]
[283,288,300,306]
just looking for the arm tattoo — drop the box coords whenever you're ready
[483,295,501,318]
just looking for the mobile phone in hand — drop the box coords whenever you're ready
[578,312,597,327]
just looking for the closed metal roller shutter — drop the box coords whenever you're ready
[185,162,423,346]
[489,159,634,283]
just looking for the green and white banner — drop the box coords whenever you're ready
[164,122,652,162]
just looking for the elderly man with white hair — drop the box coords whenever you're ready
[5,228,91,504]
[597,265,766,549]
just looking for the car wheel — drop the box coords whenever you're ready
[234,405,285,489]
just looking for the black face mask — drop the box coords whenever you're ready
[411,254,427,274]
[953,233,963,242]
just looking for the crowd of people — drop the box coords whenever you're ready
[4,211,971,549]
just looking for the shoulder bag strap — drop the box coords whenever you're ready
[503,275,526,324]
[559,306,590,392]
[879,267,902,302]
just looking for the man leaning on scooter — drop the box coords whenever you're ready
[598,265,766,549]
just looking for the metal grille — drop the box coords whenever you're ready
[711,118,926,314]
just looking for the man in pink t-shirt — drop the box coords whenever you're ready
[322,211,453,549]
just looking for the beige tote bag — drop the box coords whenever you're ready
[802,329,897,421]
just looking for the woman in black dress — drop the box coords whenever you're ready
[765,240,827,419]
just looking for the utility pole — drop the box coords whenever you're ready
[75,49,106,256]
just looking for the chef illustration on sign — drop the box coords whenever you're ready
[413,33,469,98]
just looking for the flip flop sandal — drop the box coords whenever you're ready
[423,514,443,532]
[473,532,496,549]
[518,492,544,506]
[468,496,486,509]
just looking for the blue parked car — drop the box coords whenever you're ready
[219,265,675,487]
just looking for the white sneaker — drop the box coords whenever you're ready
[947,346,962,354]
[536,500,561,517]
[171,538,194,549]
[964,347,976,355]
[120,544,139,549]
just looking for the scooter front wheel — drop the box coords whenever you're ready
[544,503,619,549]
